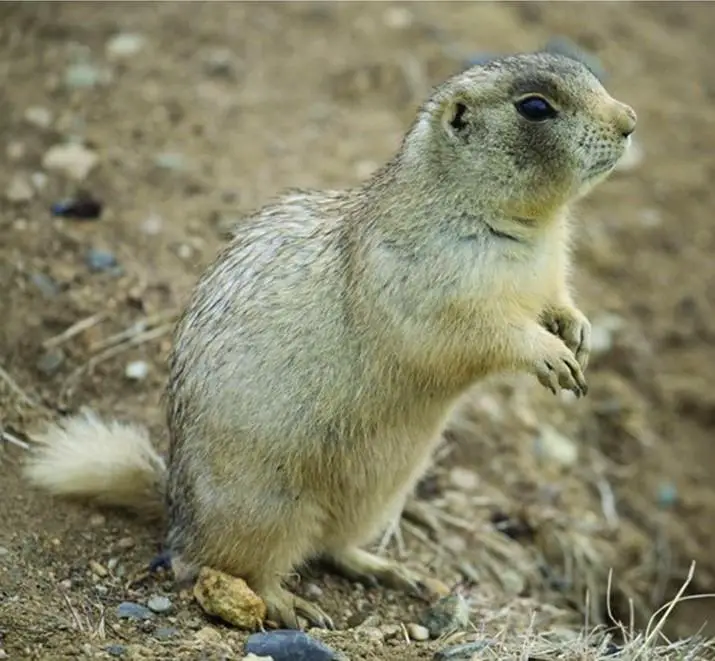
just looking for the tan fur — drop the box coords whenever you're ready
[24,410,165,519]
[24,51,636,629]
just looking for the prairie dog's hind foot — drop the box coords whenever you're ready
[259,583,335,630]
[324,547,431,599]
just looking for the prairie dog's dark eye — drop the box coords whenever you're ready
[515,96,558,121]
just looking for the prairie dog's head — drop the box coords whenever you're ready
[404,52,636,220]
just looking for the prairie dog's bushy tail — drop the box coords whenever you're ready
[23,410,166,520]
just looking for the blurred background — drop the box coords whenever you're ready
[1,2,714,659]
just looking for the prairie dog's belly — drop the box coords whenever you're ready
[318,411,448,547]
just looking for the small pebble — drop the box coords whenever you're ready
[116,536,135,550]
[31,172,48,191]
[43,143,99,181]
[36,349,65,375]
[140,213,163,235]
[125,360,150,381]
[154,627,179,640]
[656,482,678,509]
[406,623,430,641]
[203,48,236,77]
[195,626,223,644]
[104,645,126,658]
[86,248,118,273]
[116,601,154,621]
[106,33,145,59]
[30,272,60,298]
[245,630,338,661]
[24,106,53,129]
[51,194,103,220]
[147,594,172,614]
[533,425,578,467]
[154,152,186,171]
[107,557,120,572]
[90,513,106,527]
[193,567,266,630]
[5,174,34,203]
[176,243,193,260]
[420,591,470,639]
[448,467,479,491]
[0,546,9,556]
[64,62,109,89]
[89,560,107,577]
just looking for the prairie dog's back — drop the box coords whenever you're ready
[168,190,358,440]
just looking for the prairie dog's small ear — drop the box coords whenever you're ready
[441,97,470,137]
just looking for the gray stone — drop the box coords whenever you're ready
[125,361,149,381]
[146,594,172,613]
[42,143,98,181]
[245,630,338,661]
[85,248,118,273]
[30,272,60,298]
[36,349,65,375]
[116,601,154,621]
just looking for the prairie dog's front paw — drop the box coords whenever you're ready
[542,305,591,369]
[532,332,588,398]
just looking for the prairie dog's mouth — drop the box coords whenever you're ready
[586,150,625,180]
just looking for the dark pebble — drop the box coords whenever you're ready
[104,644,126,657]
[245,630,338,661]
[116,601,154,621]
[85,248,118,273]
[51,195,103,220]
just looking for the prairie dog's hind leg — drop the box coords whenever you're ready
[322,546,427,597]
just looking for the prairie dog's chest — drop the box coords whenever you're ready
[464,234,561,315]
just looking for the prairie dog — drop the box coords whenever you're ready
[24,51,636,629]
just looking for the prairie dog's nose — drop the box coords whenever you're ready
[614,101,637,137]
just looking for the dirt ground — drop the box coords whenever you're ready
[2,2,715,660]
